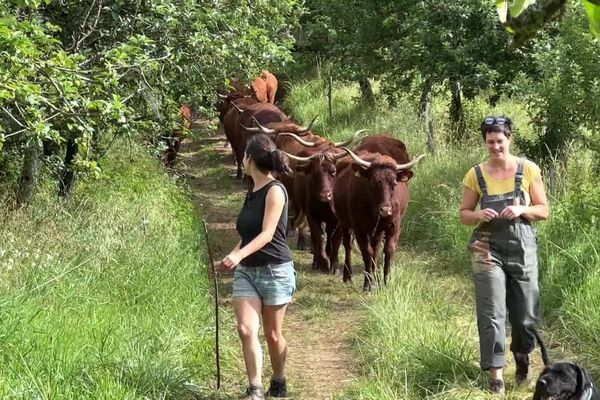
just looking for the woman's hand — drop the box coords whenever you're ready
[220,250,243,270]
[479,208,499,222]
[500,205,527,220]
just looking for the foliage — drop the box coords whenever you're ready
[0,0,301,202]
[297,0,600,158]
[515,5,600,160]
[0,142,239,397]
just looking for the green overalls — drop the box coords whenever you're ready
[468,160,540,371]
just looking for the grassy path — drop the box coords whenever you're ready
[176,132,366,399]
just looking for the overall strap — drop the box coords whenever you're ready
[474,164,488,196]
[514,160,525,201]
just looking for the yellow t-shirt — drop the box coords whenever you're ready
[462,159,541,206]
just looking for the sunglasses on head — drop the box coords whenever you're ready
[483,116,507,126]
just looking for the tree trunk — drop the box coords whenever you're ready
[419,79,436,154]
[16,138,43,206]
[449,80,466,142]
[59,137,79,197]
[359,78,374,105]
[327,75,333,119]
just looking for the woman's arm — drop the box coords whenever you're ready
[221,185,285,269]
[459,186,498,225]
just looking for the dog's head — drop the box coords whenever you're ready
[533,362,595,400]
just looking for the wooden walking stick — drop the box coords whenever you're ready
[202,220,221,391]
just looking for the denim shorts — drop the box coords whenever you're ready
[233,261,296,305]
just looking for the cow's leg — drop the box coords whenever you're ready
[383,224,400,286]
[291,211,308,251]
[325,222,338,274]
[236,155,244,179]
[307,216,329,272]
[234,140,246,179]
[356,233,376,292]
[330,226,342,276]
[342,229,353,283]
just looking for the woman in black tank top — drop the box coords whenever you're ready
[217,134,296,400]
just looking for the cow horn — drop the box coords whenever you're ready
[333,129,367,147]
[240,124,261,132]
[281,151,314,163]
[296,116,318,134]
[217,93,228,99]
[231,102,244,113]
[333,150,349,160]
[252,117,276,135]
[339,147,371,168]
[277,132,316,147]
[396,154,426,171]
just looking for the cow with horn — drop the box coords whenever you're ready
[239,116,320,240]
[331,135,425,291]
[279,130,366,273]
[224,102,286,179]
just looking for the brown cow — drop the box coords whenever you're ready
[331,136,425,291]
[251,70,278,104]
[283,131,363,272]
[216,77,253,122]
[216,92,246,123]
[241,118,319,238]
[220,97,259,155]
[217,71,277,120]
[227,102,286,178]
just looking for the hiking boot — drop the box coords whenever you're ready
[241,384,265,400]
[514,352,530,385]
[266,378,288,398]
[489,379,505,395]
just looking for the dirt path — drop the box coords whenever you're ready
[175,132,365,400]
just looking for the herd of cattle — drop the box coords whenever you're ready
[213,71,425,291]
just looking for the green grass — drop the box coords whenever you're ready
[0,143,236,398]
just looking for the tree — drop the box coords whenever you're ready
[0,0,301,204]
[515,5,600,160]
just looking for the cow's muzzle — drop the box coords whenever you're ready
[379,206,392,217]
[320,192,333,202]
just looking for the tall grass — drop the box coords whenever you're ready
[0,143,233,398]
[339,262,484,400]
[537,150,600,365]
[285,78,600,396]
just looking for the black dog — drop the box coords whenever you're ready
[532,330,598,400]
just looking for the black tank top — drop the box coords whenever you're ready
[236,180,293,267]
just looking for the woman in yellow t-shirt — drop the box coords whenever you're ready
[459,116,550,394]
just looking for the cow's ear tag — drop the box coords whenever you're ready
[354,169,362,177]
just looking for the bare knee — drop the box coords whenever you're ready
[237,323,258,341]
[265,329,284,346]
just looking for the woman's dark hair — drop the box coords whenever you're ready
[245,134,292,175]
[480,115,515,141]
